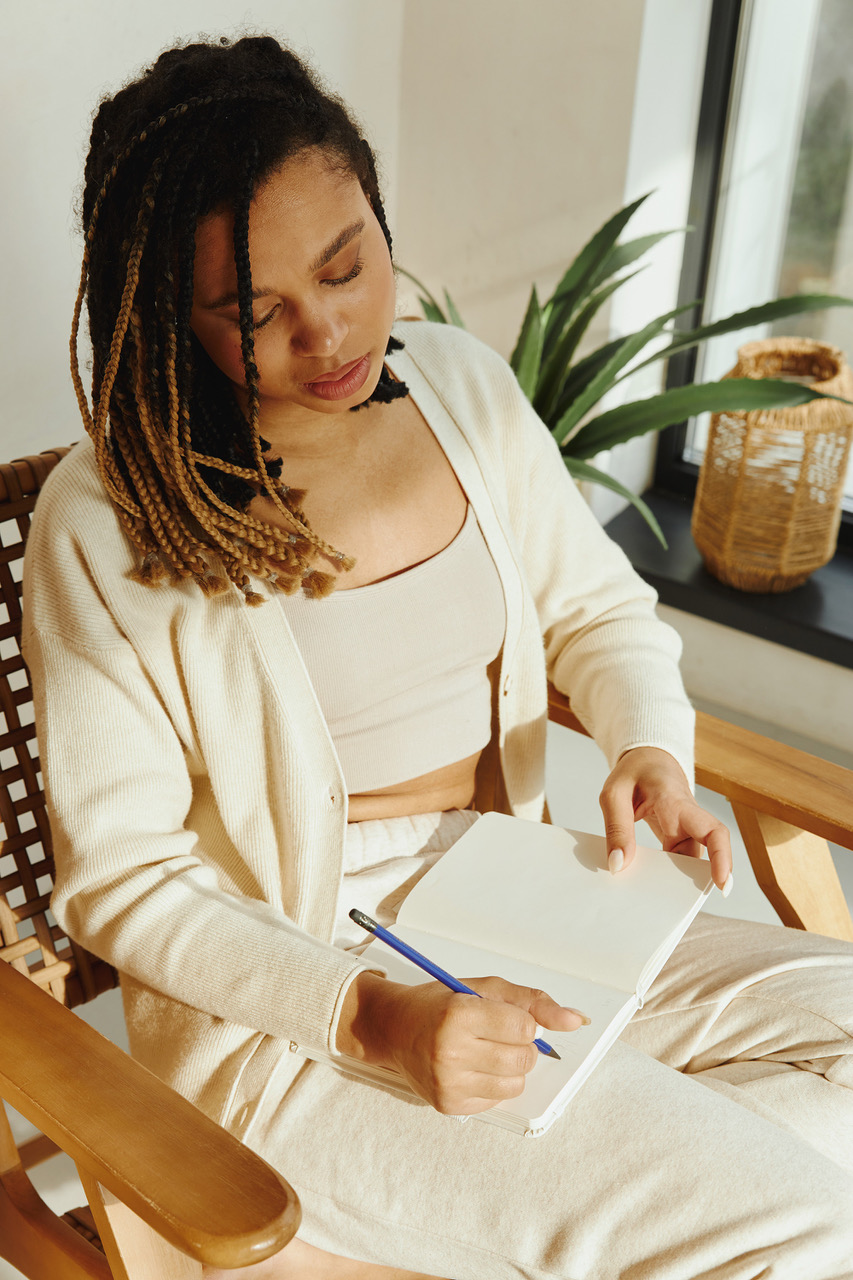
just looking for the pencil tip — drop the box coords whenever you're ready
[547,1047,561,1060]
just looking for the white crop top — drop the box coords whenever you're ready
[279,505,506,793]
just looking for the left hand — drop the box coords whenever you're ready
[599,746,733,894]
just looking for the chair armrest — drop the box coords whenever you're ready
[694,710,853,851]
[547,684,853,850]
[0,962,300,1268]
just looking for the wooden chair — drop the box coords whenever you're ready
[0,449,299,1280]
[1,448,852,1280]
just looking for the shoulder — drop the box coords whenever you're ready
[28,436,134,577]
[388,319,535,440]
[32,437,117,535]
[24,438,143,641]
[390,317,516,388]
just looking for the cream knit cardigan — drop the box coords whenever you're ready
[23,321,694,1130]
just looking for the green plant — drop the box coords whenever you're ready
[399,194,853,545]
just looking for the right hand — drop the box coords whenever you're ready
[336,971,588,1115]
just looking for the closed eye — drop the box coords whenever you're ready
[253,305,280,331]
[325,258,364,287]
[249,257,364,330]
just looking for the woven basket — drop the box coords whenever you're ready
[691,337,853,592]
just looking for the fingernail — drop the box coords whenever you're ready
[570,1009,592,1026]
[721,873,734,898]
[608,848,624,874]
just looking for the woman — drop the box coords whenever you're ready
[24,35,853,1280]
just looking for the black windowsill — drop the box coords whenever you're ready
[604,491,853,672]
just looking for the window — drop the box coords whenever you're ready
[655,0,853,547]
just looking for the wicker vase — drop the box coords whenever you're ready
[691,337,853,592]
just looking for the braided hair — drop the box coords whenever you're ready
[74,35,407,603]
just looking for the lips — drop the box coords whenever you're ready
[306,356,363,383]
[303,354,372,401]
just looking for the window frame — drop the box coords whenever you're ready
[651,0,853,550]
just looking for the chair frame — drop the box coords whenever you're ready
[1,448,851,1279]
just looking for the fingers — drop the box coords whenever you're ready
[650,796,733,892]
[528,987,591,1032]
[599,746,734,893]
[598,774,638,874]
[395,986,534,1114]
[424,981,588,1114]
[375,977,591,1116]
[701,819,733,894]
[450,1066,532,1111]
[465,976,589,1034]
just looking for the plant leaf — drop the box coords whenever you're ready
[566,377,851,459]
[420,297,449,324]
[563,456,667,547]
[550,338,626,417]
[545,193,651,309]
[587,228,689,293]
[628,292,853,376]
[551,302,696,445]
[540,291,578,364]
[540,193,652,359]
[510,285,543,398]
[443,288,467,329]
[539,229,666,352]
[534,269,643,420]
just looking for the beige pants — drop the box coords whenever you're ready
[246,816,853,1279]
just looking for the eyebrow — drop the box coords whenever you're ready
[202,218,366,311]
[309,217,365,274]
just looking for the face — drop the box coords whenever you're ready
[189,148,397,433]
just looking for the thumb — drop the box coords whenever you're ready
[469,978,589,1033]
[528,988,590,1033]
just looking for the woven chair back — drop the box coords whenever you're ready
[0,447,118,1009]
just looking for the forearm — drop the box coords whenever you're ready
[509,413,695,779]
[548,603,695,781]
[56,854,370,1052]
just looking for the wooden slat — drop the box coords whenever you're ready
[19,1132,61,1170]
[0,445,119,1013]
[0,1100,109,1279]
[0,450,72,504]
[731,803,853,941]
[0,1101,19,1178]
[0,961,300,1268]
[0,1167,111,1280]
[695,710,853,850]
[79,1171,201,1280]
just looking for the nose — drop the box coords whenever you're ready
[290,300,348,358]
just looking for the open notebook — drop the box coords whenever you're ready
[302,812,716,1136]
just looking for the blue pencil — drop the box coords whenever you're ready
[349,908,561,1060]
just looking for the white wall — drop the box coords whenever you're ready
[394,0,646,359]
[661,604,853,766]
[0,0,404,462]
[583,0,712,524]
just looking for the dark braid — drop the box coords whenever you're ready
[74,35,406,603]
